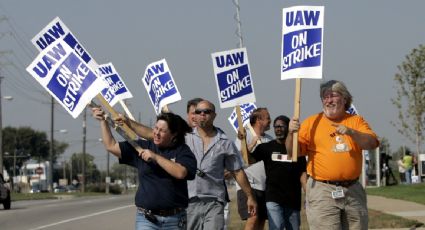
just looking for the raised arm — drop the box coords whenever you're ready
[115,114,154,140]
[91,107,121,158]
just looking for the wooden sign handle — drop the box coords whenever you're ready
[292,78,302,162]
[95,94,138,140]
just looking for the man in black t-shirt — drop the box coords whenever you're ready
[251,115,307,230]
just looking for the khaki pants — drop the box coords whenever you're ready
[306,177,368,230]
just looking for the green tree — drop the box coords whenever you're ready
[391,44,425,159]
[2,126,68,175]
[69,152,100,184]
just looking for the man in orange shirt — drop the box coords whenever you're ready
[287,80,379,230]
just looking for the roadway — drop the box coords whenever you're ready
[0,194,136,230]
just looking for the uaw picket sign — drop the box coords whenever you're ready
[281,6,324,80]
[211,47,256,109]
[31,17,96,71]
[228,102,257,132]
[98,63,133,107]
[142,59,181,114]
[26,39,106,118]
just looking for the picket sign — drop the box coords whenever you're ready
[142,59,182,115]
[31,17,135,120]
[281,6,325,162]
[212,48,256,164]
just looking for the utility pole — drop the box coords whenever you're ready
[49,97,54,192]
[0,76,4,174]
[106,150,110,194]
[82,108,86,192]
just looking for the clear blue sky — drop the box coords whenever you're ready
[0,1,424,168]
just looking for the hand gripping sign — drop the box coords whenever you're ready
[26,39,139,150]
[281,6,324,162]
[31,17,135,120]
[212,47,256,164]
[142,59,182,115]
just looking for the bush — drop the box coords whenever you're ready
[85,183,122,194]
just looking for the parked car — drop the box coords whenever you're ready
[67,185,80,193]
[53,185,67,193]
[0,173,11,210]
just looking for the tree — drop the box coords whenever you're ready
[2,126,68,176]
[69,152,100,184]
[391,44,425,159]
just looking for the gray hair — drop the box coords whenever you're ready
[320,80,352,110]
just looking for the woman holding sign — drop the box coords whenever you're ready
[92,108,197,230]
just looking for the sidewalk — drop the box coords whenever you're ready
[368,195,425,229]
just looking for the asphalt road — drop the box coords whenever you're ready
[0,194,136,230]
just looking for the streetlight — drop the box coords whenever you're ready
[0,93,13,175]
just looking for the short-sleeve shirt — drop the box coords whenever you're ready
[251,140,306,210]
[185,127,243,202]
[119,139,197,210]
[298,112,378,181]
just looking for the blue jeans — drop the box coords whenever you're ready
[405,169,412,184]
[266,202,300,230]
[135,209,186,230]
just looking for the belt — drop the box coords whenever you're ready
[314,178,358,187]
[137,206,184,217]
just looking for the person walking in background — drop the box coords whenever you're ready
[288,80,379,230]
[186,98,203,128]
[234,108,273,230]
[92,108,197,230]
[403,151,413,184]
[251,115,307,230]
[397,156,406,184]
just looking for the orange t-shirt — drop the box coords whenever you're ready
[299,112,378,181]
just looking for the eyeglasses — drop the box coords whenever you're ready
[322,93,341,101]
[273,125,287,129]
[195,109,214,115]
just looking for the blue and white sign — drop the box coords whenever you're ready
[26,39,106,118]
[346,104,358,115]
[211,47,256,109]
[98,63,133,107]
[31,17,98,72]
[142,59,181,114]
[228,103,257,132]
[281,6,324,80]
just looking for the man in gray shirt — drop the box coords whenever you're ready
[186,100,256,230]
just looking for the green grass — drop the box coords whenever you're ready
[366,182,425,205]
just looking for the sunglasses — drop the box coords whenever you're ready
[195,109,214,115]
